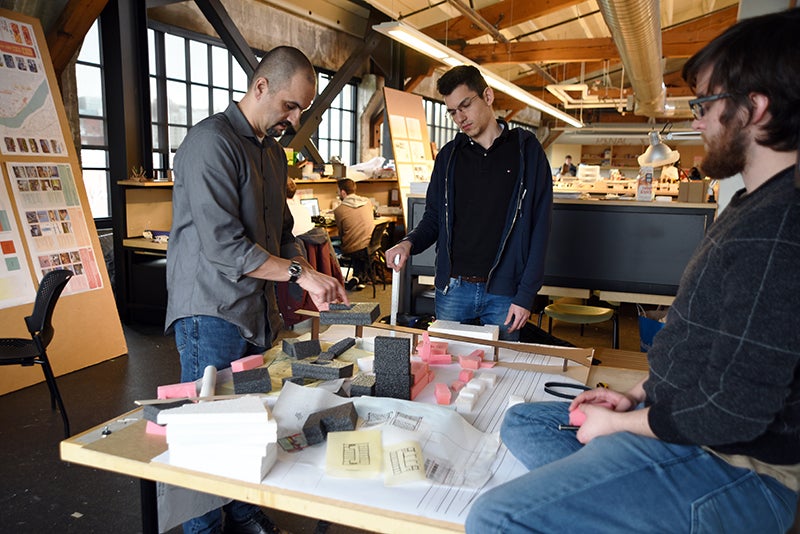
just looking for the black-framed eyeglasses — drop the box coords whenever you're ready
[688,93,732,120]
[446,93,481,119]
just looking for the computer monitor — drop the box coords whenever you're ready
[300,198,320,217]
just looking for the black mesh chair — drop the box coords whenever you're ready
[343,221,389,298]
[0,269,73,437]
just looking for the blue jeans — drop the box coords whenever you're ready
[466,402,798,533]
[173,316,267,534]
[436,277,519,341]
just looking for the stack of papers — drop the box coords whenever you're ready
[157,396,278,483]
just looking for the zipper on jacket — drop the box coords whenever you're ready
[487,135,528,284]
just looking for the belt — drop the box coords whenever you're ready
[458,275,488,283]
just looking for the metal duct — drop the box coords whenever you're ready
[596,0,666,117]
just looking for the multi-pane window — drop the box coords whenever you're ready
[510,120,538,137]
[423,98,458,153]
[76,20,110,220]
[148,27,248,176]
[313,71,357,166]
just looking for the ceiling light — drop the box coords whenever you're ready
[638,131,680,167]
[373,21,583,129]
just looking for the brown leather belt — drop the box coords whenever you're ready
[459,275,488,283]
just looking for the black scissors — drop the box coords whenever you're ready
[544,381,591,400]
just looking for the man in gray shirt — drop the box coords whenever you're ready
[166,46,347,534]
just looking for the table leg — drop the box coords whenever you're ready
[140,479,158,534]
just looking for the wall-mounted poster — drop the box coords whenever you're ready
[0,167,36,308]
[0,16,67,157]
[6,162,103,293]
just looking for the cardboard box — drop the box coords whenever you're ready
[678,179,709,203]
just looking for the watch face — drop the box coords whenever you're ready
[289,261,302,277]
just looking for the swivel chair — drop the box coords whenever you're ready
[0,269,73,437]
[342,221,389,298]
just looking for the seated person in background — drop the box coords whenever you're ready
[286,178,315,236]
[334,178,375,289]
[558,154,577,178]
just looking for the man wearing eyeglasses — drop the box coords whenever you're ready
[386,65,553,341]
[466,8,800,533]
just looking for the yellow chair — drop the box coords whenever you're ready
[538,299,619,349]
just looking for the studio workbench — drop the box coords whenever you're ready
[61,323,647,534]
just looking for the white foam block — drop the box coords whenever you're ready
[428,320,499,357]
[158,395,269,425]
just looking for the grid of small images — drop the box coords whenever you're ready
[24,207,71,239]
[0,15,67,157]
[38,249,85,277]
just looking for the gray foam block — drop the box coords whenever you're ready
[302,402,358,446]
[327,337,356,357]
[316,351,335,361]
[373,336,411,375]
[319,302,380,325]
[291,357,354,380]
[282,376,306,386]
[282,338,321,359]
[375,372,412,400]
[349,374,376,397]
[232,367,272,394]
[142,399,193,423]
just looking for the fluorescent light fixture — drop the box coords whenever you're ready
[373,21,583,129]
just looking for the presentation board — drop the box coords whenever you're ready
[0,8,127,395]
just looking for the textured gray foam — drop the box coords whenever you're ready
[373,336,411,374]
[232,367,272,394]
[291,357,354,380]
[319,302,380,325]
[302,402,358,446]
[282,338,321,359]
[349,374,376,397]
[142,399,193,423]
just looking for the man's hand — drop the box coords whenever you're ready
[296,269,349,310]
[386,240,412,271]
[576,406,654,444]
[504,303,531,333]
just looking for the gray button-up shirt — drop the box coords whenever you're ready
[165,102,302,346]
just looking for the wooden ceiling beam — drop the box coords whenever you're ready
[46,0,109,77]
[423,0,583,42]
[451,7,738,64]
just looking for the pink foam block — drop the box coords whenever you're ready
[411,371,433,400]
[479,361,497,368]
[568,401,615,426]
[467,349,484,360]
[458,369,474,382]
[145,420,167,436]
[416,342,430,360]
[434,383,452,405]
[156,381,197,400]
[428,352,453,365]
[231,354,264,373]
[451,380,466,392]
[458,354,482,369]
[411,360,429,379]
[430,342,448,354]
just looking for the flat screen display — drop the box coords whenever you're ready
[300,198,320,217]
[543,202,716,295]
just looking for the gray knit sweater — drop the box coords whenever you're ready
[644,166,800,465]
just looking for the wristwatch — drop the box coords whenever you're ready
[288,260,303,283]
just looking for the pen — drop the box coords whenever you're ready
[557,424,580,431]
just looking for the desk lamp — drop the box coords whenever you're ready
[638,131,680,168]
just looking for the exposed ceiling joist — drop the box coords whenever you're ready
[460,6,738,64]
[423,0,583,42]
[46,0,109,77]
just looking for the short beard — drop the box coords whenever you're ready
[266,121,294,138]
[700,115,748,179]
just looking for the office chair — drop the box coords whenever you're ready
[342,221,389,298]
[0,269,74,437]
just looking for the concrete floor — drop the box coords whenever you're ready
[0,280,646,533]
